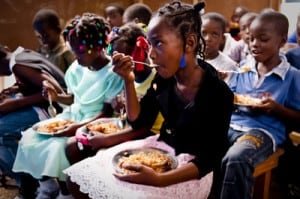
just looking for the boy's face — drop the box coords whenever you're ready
[35,24,61,50]
[201,18,224,59]
[239,17,254,44]
[249,19,286,63]
[105,6,123,28]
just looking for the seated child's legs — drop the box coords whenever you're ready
[221,128,274,199]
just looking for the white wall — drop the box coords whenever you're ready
[0,76,15,90]
[280,2,300,36]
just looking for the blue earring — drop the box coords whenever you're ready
[180,53,186,68]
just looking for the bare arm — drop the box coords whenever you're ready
[253,98,300,124]
[88,127,150,150]
[112,52,140,121]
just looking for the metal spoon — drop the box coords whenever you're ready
[133,61,159,68]
[47,93,57,117]
[117,107,126,129]
[221,66,251,74]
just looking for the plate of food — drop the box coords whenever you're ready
[33,118,75,135]
[234,93,262,107]
[233,93,263,113]
[75,118,126,145]
[112,147,178,174]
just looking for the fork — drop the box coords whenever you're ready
[132,61,159,68]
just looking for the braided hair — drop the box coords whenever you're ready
[63,13,111,54]
[155,1,206,59]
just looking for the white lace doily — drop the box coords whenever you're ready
[64,135,213,199]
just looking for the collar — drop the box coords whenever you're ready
[244,53,290,80]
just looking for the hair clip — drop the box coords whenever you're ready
[107,44,113,56]
[112,27,119,34]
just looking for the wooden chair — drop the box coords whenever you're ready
[252,148,284,199]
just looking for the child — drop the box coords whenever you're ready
[104,3,124,28]
[12,13,124,199]
[64,1,233,199]
[220,11,300,199]
[65,22,157,165]
[122,3,152,26]
[228,6,249,40]
[201,12,238,84]
[228,12,258,63]
[33,8,75,73]
[0,45,66,198]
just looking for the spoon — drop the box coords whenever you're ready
[221,66,251,74]
[132,61,159,68]
[117,107,126,129]
[48,93,57,117]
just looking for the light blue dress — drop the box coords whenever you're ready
[12,60,124,181]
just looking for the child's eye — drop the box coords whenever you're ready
[150,40,162,48]
[212,33,220,38]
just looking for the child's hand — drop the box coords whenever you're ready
[42,80,57,101]
[112,51,135,83]
[113,163,160,186]
[52,123,80,137]
[217,71,228,80]
[1,85,19,96]
[87,132,107,150]
[111,93,126,114]
[251,97,278,114]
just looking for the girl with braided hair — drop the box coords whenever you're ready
[12,13,124,199]
[64,1,233,198]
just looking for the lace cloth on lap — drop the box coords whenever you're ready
[64,135,213,199]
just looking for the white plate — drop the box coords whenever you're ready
[78,117,126,135]
[112,147,178,174]
[32,118,74,135]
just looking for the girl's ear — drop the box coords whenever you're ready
[185,33,197,53]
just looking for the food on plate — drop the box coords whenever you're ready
[234,93,262,106]
[117,149,174,174]
[37,120,74,133]
[239,65,251,73]
[86,122,121,134]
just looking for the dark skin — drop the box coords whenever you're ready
[0,47,64,114]
[245,18,300,124]
[42,38,113,137]
[111,16,202,186]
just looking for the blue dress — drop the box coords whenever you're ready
[12,60,124,180]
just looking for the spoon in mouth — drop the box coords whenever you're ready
[132,61,159,68]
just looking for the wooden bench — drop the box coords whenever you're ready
[252,148,284,199]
